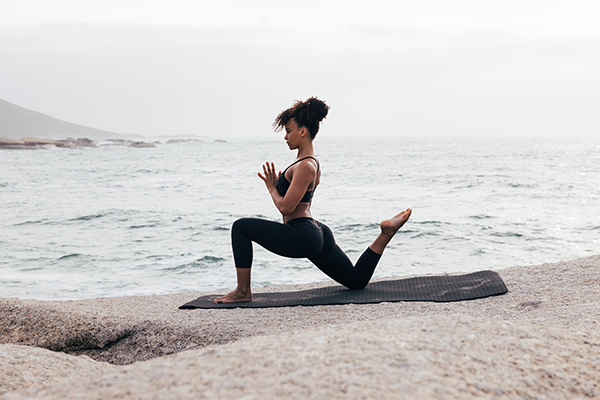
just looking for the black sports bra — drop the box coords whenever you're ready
[277,156,320,203]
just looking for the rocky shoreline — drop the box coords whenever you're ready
[1,255,599,399]
[0,137,209,150]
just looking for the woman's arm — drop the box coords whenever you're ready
[258,161,316,215]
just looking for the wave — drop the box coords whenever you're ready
[129,223,161,229]
[69,213,111,222]
[411,231,441,238]
[161,264,195,273]
[197,255,227,263]
[69,209,142,223]
[57,253,83,260]
[470,248,488,256]
[506,182,538,189]
[13,219,52,226]
[161,255,227,274]
[413,220,446,225]
[490,232,524,238]
[16,265,45,272]
[469,214,495,220]
[14,211,120,226]
[337,223,362,231]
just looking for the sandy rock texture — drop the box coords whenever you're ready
[1,255,599,398]
[3,315,600,400]
[2,255,599,366]
[0,344,115,395]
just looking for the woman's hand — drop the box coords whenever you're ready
[258,162,280,190]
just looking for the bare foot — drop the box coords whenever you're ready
[380,208,412,237]
[214,287,253,304]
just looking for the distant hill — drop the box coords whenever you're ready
[0,98,140,139]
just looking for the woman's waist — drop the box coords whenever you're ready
[286,216,316,224]
[282,203,312,223]
[285,217,321,230]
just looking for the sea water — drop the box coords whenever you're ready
[1,137,599,300]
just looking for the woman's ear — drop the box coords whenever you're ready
[300,127,308,137]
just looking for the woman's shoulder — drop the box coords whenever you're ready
[296,156,319,170]
[290,157,319,178]
[298,156,319,168]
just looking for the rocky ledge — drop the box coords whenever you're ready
[1,255,599,399]
[0,137,157,150]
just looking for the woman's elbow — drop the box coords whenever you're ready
[279,205,294,215]
[277,201,298,215]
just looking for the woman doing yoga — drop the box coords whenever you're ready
[215,97,412,303]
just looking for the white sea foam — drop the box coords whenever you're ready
[1,137,599,300]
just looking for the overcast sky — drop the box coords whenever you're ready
[1,0,599,139]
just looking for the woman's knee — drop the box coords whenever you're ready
[232,218,253,234]
[345,280,368,290]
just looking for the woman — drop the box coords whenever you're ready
[215,97,411,303]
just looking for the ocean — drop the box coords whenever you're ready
[1,136,599,300]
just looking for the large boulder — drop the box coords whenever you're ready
[165,139,204,144]
[0,136,98,149]
[74,138,98,148]
[102,139,132,146]
[54,139,77,149]
[0,137,54,150]
[0,137,25,149]
[128,141,155,148]
[21,137,56,145]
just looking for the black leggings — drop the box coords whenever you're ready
[231,217,381,290]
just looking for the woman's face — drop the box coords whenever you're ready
[284,119,304,150]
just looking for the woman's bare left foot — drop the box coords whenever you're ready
[380,208,412,237]
[214,287,253,304]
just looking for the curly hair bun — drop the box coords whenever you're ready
[273,97,330,139]
[304,97,329,122]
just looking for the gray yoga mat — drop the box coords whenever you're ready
[179,270,508,309]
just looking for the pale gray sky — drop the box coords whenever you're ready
[1,0,599,138]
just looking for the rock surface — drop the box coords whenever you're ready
[127,141,155,148]
[74,137,98,148]
[165,139,203,144]
[3,315,600,400]
[2,255,599,365]
[0,345,115,395]
[0,137,55,150]
[0,137,163,149]
[0,137,98,149]
[1,255,599,399]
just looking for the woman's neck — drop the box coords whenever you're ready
[295,142,315,159]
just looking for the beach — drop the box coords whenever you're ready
[1,254,599,399]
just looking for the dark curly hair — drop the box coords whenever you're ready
[273,97,330,140]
